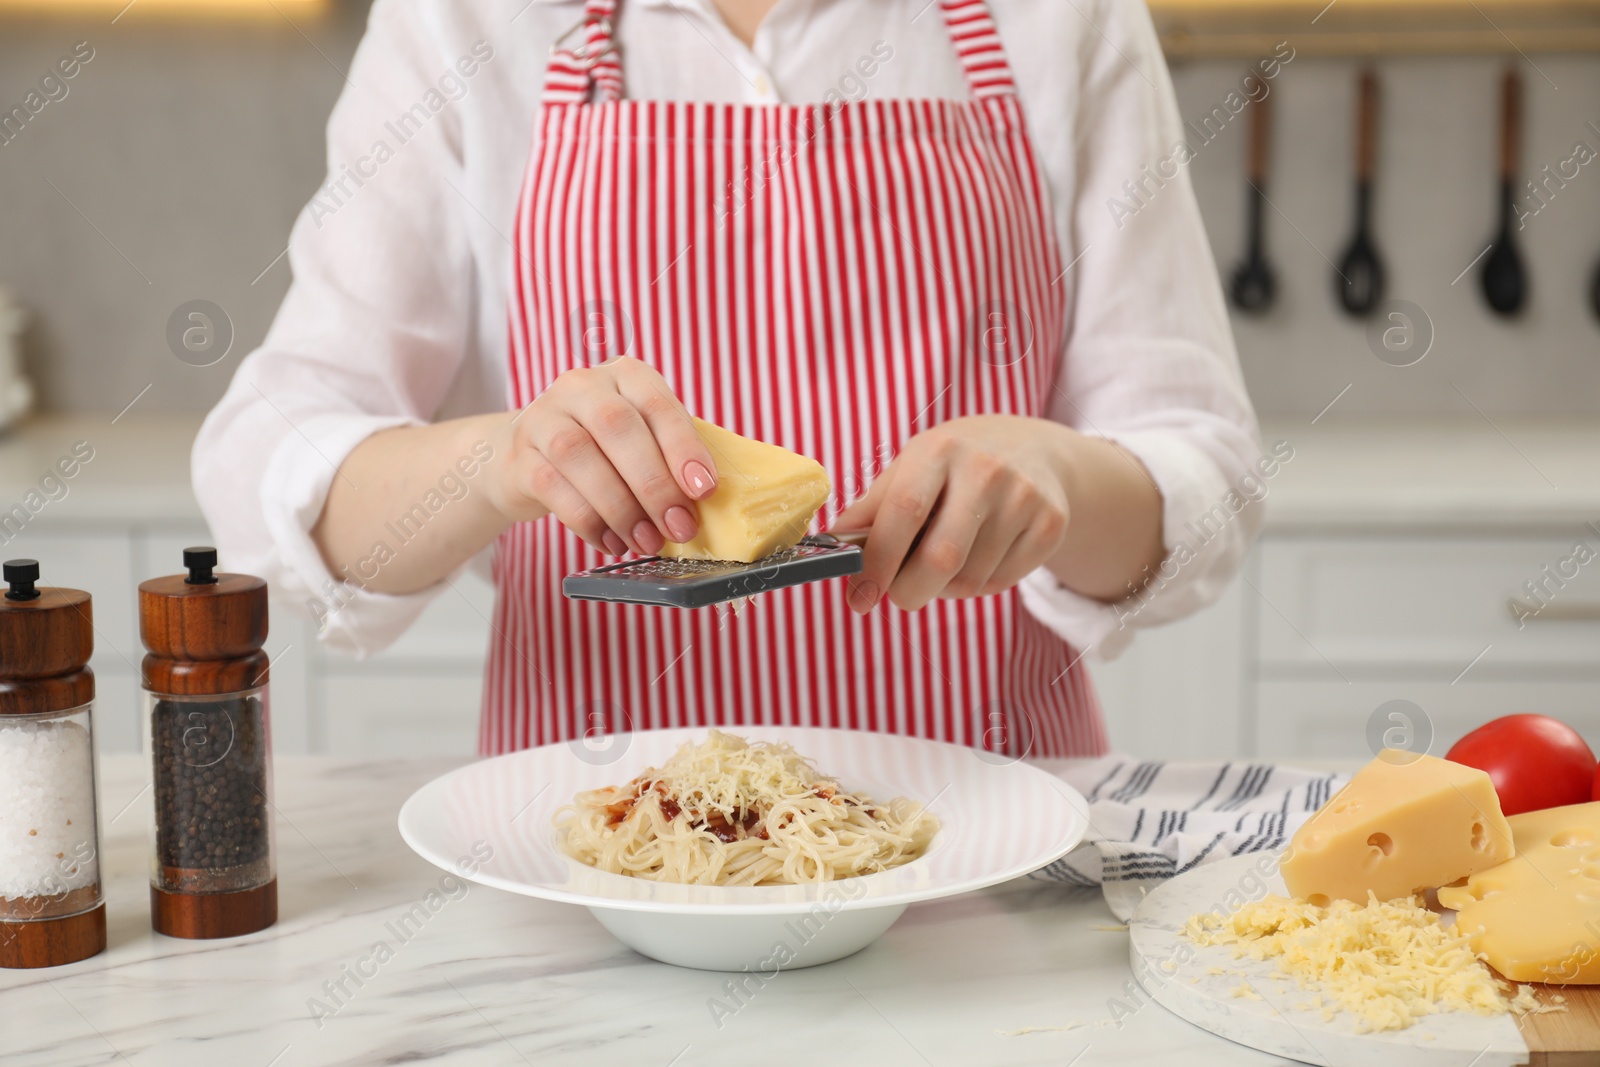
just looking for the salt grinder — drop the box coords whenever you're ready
[141,547,277,939]
[0,559,106,968]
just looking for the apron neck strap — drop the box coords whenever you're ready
[939,0,1019,100]
[542,0,1019,105]
[544,0,625,105]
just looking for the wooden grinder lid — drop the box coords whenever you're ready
[0,559,94,716]
[139,547,269,696]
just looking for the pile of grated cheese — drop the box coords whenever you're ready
[641,729,833,816]
[1182,894,1554,1033]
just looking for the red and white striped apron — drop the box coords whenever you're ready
[486,0,1107,759]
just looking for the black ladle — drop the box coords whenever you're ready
[1482,67,1527,316]
[1336,69,1386,316]
[1230,89,1277,314]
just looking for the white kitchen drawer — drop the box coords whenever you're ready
[319,568,495,667]
[1256,535,1600,671]
[1254,679,1600,761]
[319,673,482,757]
[0,529,138,678]
[1090,575,1248,760]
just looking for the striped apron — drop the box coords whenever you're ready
[487,0,1107,759]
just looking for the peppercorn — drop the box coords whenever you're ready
[151,695,269,870]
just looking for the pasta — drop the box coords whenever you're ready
[554,730,940,886]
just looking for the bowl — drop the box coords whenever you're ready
[397,726,1089,971]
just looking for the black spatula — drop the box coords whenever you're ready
[1230,89,1277,315]
[1336,69,1386,316]
[1482,67,1528,317]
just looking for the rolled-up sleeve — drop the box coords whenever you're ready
[1018,0,1264,658]
[192,0,476,657]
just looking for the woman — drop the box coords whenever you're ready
[196,0,1261,758]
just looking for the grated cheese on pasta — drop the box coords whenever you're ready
[555,730,939,885]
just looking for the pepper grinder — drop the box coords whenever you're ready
[141,547,277,939]
[0,560,106,968]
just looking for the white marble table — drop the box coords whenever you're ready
[0,756,1300,1067]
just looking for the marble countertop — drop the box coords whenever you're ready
[0,756,1301,1067]
[5,413,1597,534]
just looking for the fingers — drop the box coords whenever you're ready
[832,473,886,532]
[615,365,718,502]
[523,359,716,554]
[531,411,661,553]
[566,388,697,547]
[887,455,1012,611]
[845,443,1071,612]
[848,455,947,614]
[525,451,626,556]
[983,502,1069,594]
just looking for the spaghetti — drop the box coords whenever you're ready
[554,731,940,886]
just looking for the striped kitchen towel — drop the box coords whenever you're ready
[1030,757,1349,921]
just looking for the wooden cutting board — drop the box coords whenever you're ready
[1128,854,1600,1067]
[1518,984,1600,1066]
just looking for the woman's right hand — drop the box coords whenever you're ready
[489,357,719,556]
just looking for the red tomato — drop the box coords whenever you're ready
[1445,714,1595,817]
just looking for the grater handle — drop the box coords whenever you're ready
[821,530,869,547]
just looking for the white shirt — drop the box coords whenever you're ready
[194,0,1263,661]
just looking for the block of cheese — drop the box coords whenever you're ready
[659,418,831,564]
[1281,751,1514,905]
[1438,801,1600,983]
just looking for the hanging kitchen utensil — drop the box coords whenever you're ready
[1589,260,1600,323]
[1230,88,1277,314]
[1481,67,1528,317]
[1336,69,1386,316]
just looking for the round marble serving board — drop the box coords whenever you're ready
[1127,852,1530,1067]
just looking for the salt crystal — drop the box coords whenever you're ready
[0,719,100,900]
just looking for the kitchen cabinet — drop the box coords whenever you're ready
[1094,419,1600,761]
[1087,572,1250,760]
[312,568,494,756]
[1096,532,1600,761]
[1255,535,1600,669]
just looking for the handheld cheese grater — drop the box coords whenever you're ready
[562,532,866,609]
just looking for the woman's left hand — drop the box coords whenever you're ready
[831,415,1075,614]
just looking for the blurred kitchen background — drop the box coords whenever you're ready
[0,0,1597,760]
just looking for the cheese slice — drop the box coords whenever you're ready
[1438,801,1600,983]
[1281,751,1514,905]
[659,418,831,564]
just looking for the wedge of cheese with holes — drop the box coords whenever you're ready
[1438,801,1600,983]
[1281,751,1514,905]
[659,418,831,564]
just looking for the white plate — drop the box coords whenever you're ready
[1128,852,1529,1067]
[398,726,1089,970]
